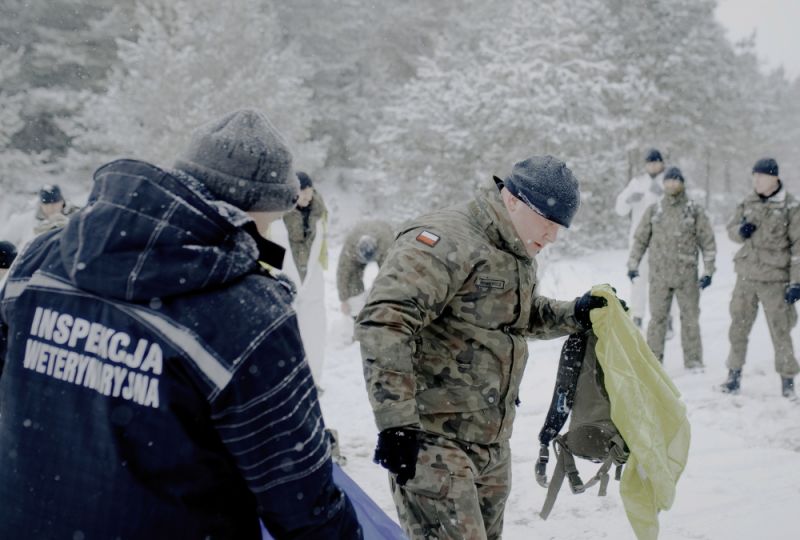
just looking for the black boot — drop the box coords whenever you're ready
[719,369,741,394]
[782,377,796,399]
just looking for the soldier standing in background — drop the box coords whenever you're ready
[627,166,716,369]
[615,149,666,328]
[283,171,328,283]
[356,156,611,540]
[34,184,80,235]
[721,158,799,398]
[337,220,394,318]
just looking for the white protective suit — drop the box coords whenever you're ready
[615,170,664,321]
[267,219,327,386]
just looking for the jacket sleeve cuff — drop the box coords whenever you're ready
[373,399,421,431]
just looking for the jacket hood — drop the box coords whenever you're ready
[60,159,261,302]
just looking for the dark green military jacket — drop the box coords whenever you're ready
[727,188,800,283]
[355,179,581,445]
[628,190,716,285]
[283,191,327,281]
[337,220,395,302]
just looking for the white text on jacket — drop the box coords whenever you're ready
[22,307,162,408]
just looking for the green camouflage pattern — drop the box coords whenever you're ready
[727,277,800,377]
[725,189,800,377]
[283,190,327,281]
[336,220,395,302]
[726,190,800,283]
[648,278,703,365]
[355,178,580,445]
[627,191,715,366]
[390,433,510,540]
[628,190,716,284]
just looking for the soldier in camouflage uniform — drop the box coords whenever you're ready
[283,171,327,282]
[337,220,395,317]
[627,166,716,369]
[34,184,80,235]
[721,158,800,398]
[356,156,611,540]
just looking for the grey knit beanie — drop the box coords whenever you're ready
[175,109,299,212]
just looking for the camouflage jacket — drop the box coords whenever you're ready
[628,191,716,284]
[33,202,80,236]
[727,188,800,283]
[355,179,581,445]
[283,191,327,281]
[337,220,395,302]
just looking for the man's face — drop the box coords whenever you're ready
[40,200,65,217]
[663,179,684,195]
[296,187,314,208]
[645,161,665,176]
[502,189,560,257]
[753,173,779,196]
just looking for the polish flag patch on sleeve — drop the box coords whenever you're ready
[416,230,441,247]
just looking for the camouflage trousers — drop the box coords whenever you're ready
[647,277,703,366]
[389,433,511,540]
[727,277,800,377]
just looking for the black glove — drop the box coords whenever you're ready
[785,284,800,304]
[698,275,712,289]
[627,269,639,282]
[373,427,420,486]
[739,221,757,239]
[575,291,607,329]
[608,286,629,312]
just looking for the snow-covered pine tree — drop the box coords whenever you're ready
[69,0,319,177]
[0,0,127,203]
[369,0,629,243]
[275,0,467,172]
[0,46,36,197]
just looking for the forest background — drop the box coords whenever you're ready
[1,0,798,252]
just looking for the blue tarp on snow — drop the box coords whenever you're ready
[261,464,407,539]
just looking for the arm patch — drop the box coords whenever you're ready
[416,230,440,247]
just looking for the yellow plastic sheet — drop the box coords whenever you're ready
[590,284,691,540]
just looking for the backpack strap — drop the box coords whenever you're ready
[536,332,589,487]
[534,444,550,487]
[539,438,569,519]
[538,334,587,446]
[581,435,628,496]
[539,435,628,520]
[577,456,614,495]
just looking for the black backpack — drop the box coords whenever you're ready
[536,331,629,519]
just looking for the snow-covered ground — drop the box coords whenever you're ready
[319,228,800,540]
[3,205,797,539]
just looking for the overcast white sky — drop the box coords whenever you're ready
[715,0,800,80]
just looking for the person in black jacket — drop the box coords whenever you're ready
[0,240,16,281]
[0,109,361,539]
